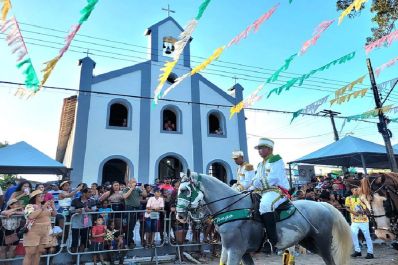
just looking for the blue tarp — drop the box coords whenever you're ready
[292,135,398,169]
[0,141,68,175]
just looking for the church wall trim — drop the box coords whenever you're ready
[154,152,189,180]
[160,104,183,134]
[98,155,134,184]
[206,110,227,138]
[191,75,203,173]
[106,98,133,130]
[92,61,150,85]
[70,57,95,185]
[197,74,235,104]
[138,63,152,184]
[205,159,233,183]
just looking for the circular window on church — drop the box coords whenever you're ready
[167,72,178,84]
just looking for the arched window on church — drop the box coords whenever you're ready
[161,105,182,133]
[208,162,227,183]
[107,99,131,129]
[208,110,226,136]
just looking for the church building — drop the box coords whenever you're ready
[56,16,248,185]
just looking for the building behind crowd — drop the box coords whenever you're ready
[56,16,248,186]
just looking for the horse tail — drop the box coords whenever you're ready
[322,202,352,265]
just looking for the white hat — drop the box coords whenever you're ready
[232,151,244,159]
[254,138,274,149]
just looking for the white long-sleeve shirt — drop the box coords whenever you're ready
[252,155,290,191]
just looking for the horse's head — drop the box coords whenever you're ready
[370,193,396,241]
[176,170,204,223]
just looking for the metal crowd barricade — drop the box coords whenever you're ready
[0,213,66,265]
[167,212,221,264]
[67,209,167,265]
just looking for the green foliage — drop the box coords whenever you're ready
[0,174,16,191]
[336,0,398,43]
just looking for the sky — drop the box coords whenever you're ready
[0,0,397,181]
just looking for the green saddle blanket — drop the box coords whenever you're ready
[275,202,296,222]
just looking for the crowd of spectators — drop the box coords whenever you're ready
[0,175,218,264]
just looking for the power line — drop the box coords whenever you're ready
[247,132,333,139]
[0,80,381,124]
[4,35,396,106]
[17,21,375,88]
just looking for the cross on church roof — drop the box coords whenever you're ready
[162,4,175,17]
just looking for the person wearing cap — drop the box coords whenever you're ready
[231,150,255,192]
[23,189,57,265]
[251,137,290,250]
[345,184,374,259]
[0,198,24,260]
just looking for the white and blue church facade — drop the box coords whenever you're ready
[57,17,248,185]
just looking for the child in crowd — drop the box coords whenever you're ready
[45,225,63,254]
[144,188,164,248]
[98,199,112,224]
[91,217,106,265]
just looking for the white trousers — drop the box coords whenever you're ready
[351,222,373,254]
[259,190,287,214]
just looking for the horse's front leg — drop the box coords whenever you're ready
[227,248,245,265]
[219,246,227,265]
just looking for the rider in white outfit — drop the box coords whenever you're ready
[251,138,290,248]
[231,150,255,192]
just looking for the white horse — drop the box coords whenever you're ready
[176,172,352,265]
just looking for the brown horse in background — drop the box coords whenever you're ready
[359,173,398,246]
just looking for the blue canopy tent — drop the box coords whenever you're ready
[291,135,398,174]
[0,141,69,176]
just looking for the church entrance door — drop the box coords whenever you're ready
[102,159,129,185]
[158,156,182,181]
[208,162,227,183]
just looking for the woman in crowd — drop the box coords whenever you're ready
[70,188,96,256]
[23,189,56,265]
[0,198,24,263]
[57,181,82,233]
[100,181,129,230]
[10,181,32,207]
[35,184,45,192]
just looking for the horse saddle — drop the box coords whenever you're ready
[251,193,296,222]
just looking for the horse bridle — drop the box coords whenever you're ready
[178,177,252,223]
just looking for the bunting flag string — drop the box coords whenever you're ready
[338,0,368,25]
[334,75,366,98]
[299,19,334,55]
[302,95,329,115]
[266,53,297,83]
[227,3,279,48]
[290,95,329,123]
[162,3,279,102]
[330,88,368,106]
[229,52,297,118]
[365,29,398,54]
[229,84,263,118]
[377,78,398,94]
[153,0,212,104]
[267,51,356,98]
[346,105,394,122]
[1,0,10,21]
[39,0,99,89]
[375,55,398,77]
[290,109,304,123]
[1,16,39,93]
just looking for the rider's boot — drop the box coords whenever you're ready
[261,212,278,251]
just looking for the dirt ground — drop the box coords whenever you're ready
[169,244,398,265]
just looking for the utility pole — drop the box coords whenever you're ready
[367,58,398,172]
[320,110,341,141]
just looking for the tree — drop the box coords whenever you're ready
[0,141,8,148]
[337,0,398,43]
[0,174,16,190]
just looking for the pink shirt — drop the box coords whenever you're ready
[145,197,164,218]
